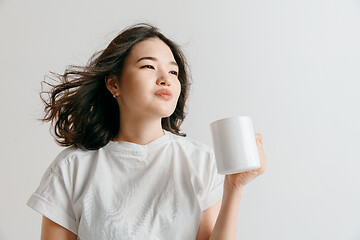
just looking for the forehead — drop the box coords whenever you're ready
[128,37,175,61]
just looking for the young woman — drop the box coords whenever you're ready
[26,23,266,240]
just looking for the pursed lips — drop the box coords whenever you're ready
[155,89,173,97]
[155,89,173,100]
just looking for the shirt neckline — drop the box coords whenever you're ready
[104,129,171,154]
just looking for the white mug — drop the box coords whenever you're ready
[209,116,261,175]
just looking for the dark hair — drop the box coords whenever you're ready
[40,23,192,150]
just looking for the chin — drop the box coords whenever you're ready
[159,108,176,118]
[160,111,174,118]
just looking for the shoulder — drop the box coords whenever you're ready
[46,146,96,176]
[168,132,215,158]
[171,133,214,154]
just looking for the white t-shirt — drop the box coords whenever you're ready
[26,129,225,240]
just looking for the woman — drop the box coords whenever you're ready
[26,22,266,240]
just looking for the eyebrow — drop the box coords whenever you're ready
[136,56,178,67]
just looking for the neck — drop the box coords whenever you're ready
[112,116,164,145]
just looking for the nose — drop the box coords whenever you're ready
[156,69,171,86]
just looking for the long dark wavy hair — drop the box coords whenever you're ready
[40,23,192,150]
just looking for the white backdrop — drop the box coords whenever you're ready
[1,0,359,239]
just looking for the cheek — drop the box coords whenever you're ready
[121,75,146,97]
[175,81,182,98]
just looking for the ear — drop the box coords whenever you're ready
[105,75,120,97]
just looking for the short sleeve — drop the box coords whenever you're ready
[26,159,78,235]
[199,147,225,211]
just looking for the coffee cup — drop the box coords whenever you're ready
[209,116,261,175]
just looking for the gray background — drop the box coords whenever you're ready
[1,0,359,239]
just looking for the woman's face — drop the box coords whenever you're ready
[116,37,181,119]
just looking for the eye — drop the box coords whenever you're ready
[170,71,178,76]
[141,65,155,69]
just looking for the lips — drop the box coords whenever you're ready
[155,88,173,99]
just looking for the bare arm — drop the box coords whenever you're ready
[196,198,222,240]
[209,182,244,240]
[41,216,77,240]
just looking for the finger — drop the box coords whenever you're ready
[260,148,266,166]
[257,151,267,174]
[256,143,266,162]
[255,133,263,142]
[255,135,263,145]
